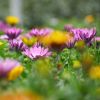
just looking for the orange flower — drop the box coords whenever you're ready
[85,15,94,24]
[0,91,43,100]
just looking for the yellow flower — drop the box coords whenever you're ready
[89,66,100,79]
[6,16,20,25]
[73,60,81,69]
[7,65,24,80]
[85,15,94,24]
[41,31,70,51]
[22,36,37,46]
[0,42,3,46]
[42,31,67,44]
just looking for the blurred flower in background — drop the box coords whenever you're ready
[64,24,74,32]
[85,15,95,24]
[0,21,9,32]
[0,58,24,80]
[5,16,20,26]
[89,65,100,79]
[30,28,53,37]
[0,91,43,100]
[81,52,94,71]
[95,36,100,48]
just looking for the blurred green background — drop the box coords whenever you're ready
[0,0,100,28]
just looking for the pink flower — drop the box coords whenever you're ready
[0,35,8,40]
[70,28,96,44]
[23,44,51,59]
[9,39,28,51]
[95,37,100,42]
[95,37,100,48]
[4,27,23,40]
[79,28,96,43]
[30,28,53,37]
[70,28,81,41]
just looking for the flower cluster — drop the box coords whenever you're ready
[0,16,100,100]
[9,39,27,51]
[65,24,96,45]
[40,31,68,51]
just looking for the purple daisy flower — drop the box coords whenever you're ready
[30,28,53,37]
[0,21,9,32]
[9,39,28,51]
[79,28,96,43]
[0,58,20,78]
[4,27,23,40]
[70,28,82,41]
[23,43,52,59]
